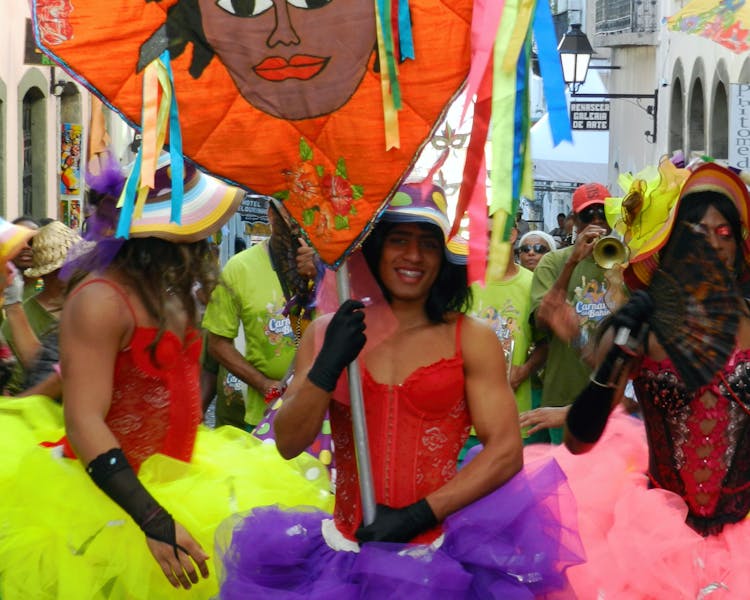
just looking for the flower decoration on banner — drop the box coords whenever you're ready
[277,139,363,241]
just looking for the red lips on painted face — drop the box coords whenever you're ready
[254,55,330,81]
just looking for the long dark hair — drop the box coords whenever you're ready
[110,236,219,336]
[669,190,745,277]
[361,221,472,323]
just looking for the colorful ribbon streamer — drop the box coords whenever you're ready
[532,0,572,145]
[374,0,416,149]
[116,50,184,238]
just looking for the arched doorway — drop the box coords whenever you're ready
[711,82,729,160]
[688,78,705,158]
[21,86,46,217]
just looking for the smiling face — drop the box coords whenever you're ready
[377,222,444,305]
[198,0,376,120]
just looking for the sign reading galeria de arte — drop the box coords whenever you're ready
[730,84,750,170]
[570,102,610,131]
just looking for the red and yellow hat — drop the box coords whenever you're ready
[624,162,750,289]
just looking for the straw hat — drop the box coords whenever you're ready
[0,218,36,264]
[25,221,83,278]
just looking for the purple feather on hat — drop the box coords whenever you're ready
[86,152,126,200]
[60,151,127,281]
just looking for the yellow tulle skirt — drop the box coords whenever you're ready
[0,395,333,600]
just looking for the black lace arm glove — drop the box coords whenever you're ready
[87,448,181,555]
[355,499,438,544]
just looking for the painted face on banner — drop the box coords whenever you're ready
[198,0,376,120]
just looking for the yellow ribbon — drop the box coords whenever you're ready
[489,0,518,216]
[133,59,173,218]
[486,211,512,281]
[375,3,400,150]
[502,0,536,72]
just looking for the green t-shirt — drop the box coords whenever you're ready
[202,243,301,426]
[1,296,57,395]
[530,247,612,408]
[470,266,535,415]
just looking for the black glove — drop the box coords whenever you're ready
[307,299,366,392]
[611,290,653,334]
[355,499,438,544]
[566,340,635,444]
[566,379,615,444]
[87,448,182,555]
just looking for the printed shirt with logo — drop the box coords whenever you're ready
[470,267,535,415]
[202,243,301,425]
[530,246,613,409]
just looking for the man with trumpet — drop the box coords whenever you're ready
[523,182,623,444]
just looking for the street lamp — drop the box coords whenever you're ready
[557,25,659,143]
[557,24,594,94]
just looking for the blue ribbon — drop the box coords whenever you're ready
[398,0,415,60]
[533,0,572,145]
[163,50,184,225]
[511,38,529,210]
[115,149,142,239]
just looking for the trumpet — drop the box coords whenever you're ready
[592,234,630,269]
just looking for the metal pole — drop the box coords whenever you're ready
[336,262,376,525]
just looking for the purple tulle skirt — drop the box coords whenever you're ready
[215,457,584,599]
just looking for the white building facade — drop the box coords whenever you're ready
[2,0,136,226]
[581,0,750,184]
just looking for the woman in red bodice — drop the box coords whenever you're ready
[561,162,750,598]
[217,182,584,599]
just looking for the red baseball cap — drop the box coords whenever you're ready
[572,183,610,213]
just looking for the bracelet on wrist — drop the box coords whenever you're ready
[264,385,284,404]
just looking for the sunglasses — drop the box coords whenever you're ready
[578,205,606,224]
[519,244,550,254]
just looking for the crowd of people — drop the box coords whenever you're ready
[3,151,750,599]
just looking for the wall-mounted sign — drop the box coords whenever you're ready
[570,101,610,131]
[729,84,750,170]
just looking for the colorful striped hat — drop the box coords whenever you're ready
[382,181,451,240]
[624,162,750,289]
[127,155,244,242]
[680,162,750,241]
[445,233,469,265]
[0,219,36,264]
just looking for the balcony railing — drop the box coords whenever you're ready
[595,0,658,35]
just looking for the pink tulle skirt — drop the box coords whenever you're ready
[526,410,750,599]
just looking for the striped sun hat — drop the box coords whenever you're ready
[624,162,750,289]
[128,155,244,243]
[0,219,36,264]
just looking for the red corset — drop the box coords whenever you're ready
[331,320,471,544]
[106,327,203,472]
[635,348,750,535]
